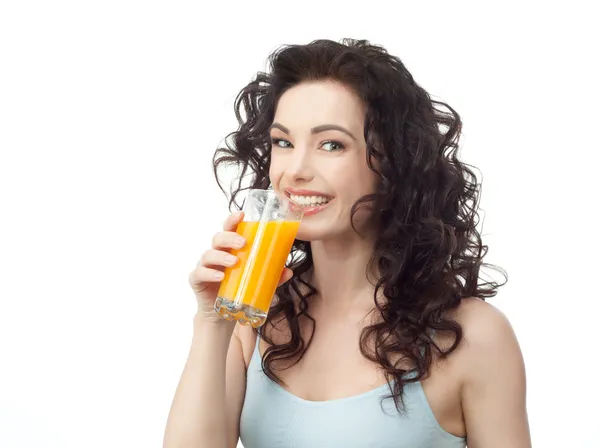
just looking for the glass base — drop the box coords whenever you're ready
[214,296,267,328]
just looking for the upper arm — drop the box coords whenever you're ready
[224,324,250,448]
[458,299,531,448]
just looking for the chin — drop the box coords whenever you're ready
[294,223,343,243]
[294,228,319,243]
[294,223,322,242]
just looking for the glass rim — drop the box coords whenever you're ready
[245,188,303,219]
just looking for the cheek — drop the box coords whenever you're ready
[268,159,282,184]
[332,158,375,195]
[357,158,379,193]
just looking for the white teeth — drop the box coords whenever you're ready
[290,194,331,206]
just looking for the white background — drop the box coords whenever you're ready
[1,1,598,447]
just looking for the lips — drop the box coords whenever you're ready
[295,201,332,216]
[283,188,335,216]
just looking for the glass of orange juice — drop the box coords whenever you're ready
[214,188,303,327]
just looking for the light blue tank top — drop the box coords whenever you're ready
[239,336,466,448]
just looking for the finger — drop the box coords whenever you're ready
[189,266,225,286]
[223,211,244,232]
[277,267,293,286]
[211,231,246,250]
[201,249,238,268]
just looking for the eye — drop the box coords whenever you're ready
[270,138,293,149]
[321,140,345,152]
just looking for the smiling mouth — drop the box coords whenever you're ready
[284,191,334,216]
[287,194,332,207]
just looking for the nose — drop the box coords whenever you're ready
[285,145,314,183]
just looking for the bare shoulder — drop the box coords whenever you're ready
[452,297,520,349]
[454,296,512,330]
[447,301,531,445]
[450,297,526,382]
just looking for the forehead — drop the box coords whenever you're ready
[273,80,366,132]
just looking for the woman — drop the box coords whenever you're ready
[163,38,531,447]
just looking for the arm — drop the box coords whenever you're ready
[459,300,531,447]
[162,316,246,448]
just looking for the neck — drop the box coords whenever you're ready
[308,234,379,310]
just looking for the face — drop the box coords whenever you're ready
[268,80,379,242]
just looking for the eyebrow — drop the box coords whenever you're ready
[269,122,357,141]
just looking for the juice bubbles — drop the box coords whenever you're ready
[214,189,302,327]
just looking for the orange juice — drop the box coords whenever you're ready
[215,219,300,327]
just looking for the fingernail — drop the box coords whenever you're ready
[225,255,237,265]
[234,237,245,248]
[214,271,224,279]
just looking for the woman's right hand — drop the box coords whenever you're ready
[188,211,247,324]
[188,211,294,325]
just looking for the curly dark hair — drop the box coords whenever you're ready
[212,38,507,410]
